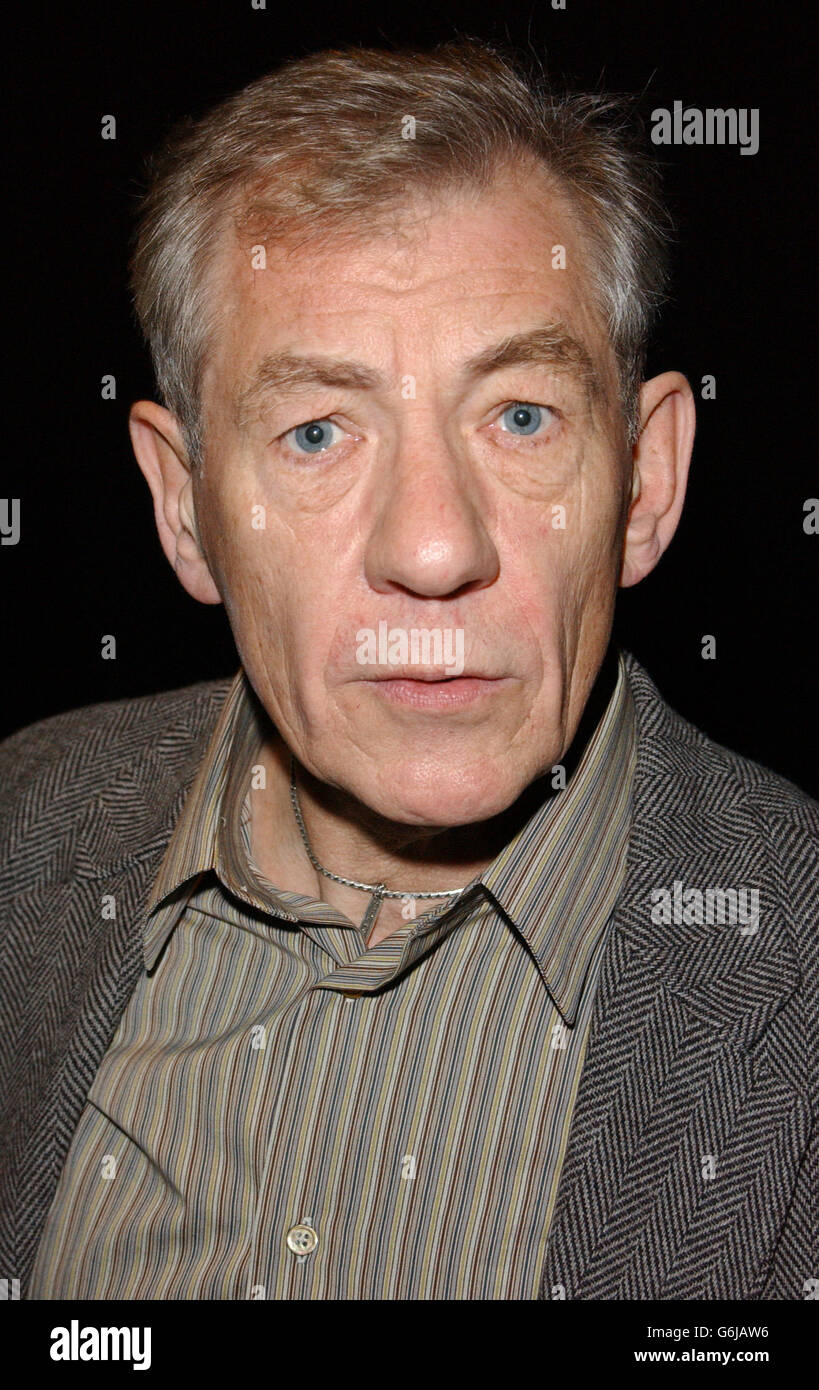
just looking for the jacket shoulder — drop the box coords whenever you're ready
[0,678,232,879]
[623,651,819,972]
[624,650,819,834]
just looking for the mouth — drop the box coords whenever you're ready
[361,674,509,709]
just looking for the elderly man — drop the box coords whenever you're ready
[1,40,816,1302]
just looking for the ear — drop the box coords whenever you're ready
[129,400,222,605]
[620,371,696,588]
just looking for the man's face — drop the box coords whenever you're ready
[195,163,630,826]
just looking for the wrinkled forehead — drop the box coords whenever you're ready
[202,162,618,411]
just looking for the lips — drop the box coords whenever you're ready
[361,674,510,709]
[362,669,494,682]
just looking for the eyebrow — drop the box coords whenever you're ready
[232,322,606,428]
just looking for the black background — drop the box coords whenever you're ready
[5,0,817,795]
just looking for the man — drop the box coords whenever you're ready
[1,39,816,1301]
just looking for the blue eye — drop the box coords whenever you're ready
[286,419,342,454]
[500,403,547,436]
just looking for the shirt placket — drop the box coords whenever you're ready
[245,903,466,1298]
[245,945,393,1297]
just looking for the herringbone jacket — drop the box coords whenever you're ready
[1,653,817,1299]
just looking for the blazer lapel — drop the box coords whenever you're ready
[541,666,810,1300]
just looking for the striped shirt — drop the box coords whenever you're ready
[29,653,635,1300]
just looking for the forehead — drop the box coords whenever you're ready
[205,163,612,401]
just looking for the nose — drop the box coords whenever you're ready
[364,419,499,600]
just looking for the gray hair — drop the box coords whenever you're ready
[128,38,672,469]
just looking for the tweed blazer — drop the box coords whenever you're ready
[1,653,816,1300]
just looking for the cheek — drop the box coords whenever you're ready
[559,458,626,572]
[502,475,622,628]
[201,495,347,677]
[199,475,279,594]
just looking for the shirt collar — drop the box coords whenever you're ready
[143,667,300,968]
[144,655,635,1016]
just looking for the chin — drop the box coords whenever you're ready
[353,762,533,829]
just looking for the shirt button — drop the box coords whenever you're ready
[340,990,362,1000]
[286,1223,319,1256]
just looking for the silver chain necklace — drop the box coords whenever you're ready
[289,756,462,933]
